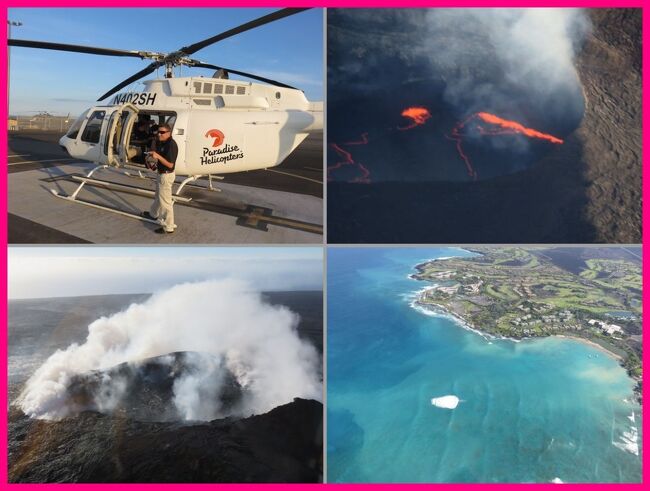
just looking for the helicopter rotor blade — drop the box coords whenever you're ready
[191,62,298,90]
[8,38,147,58]
[179,8,310,56]
[12,8,311,101]
[97,61,162,101]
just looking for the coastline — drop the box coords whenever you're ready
[413,295,626,360]
[408,254,642,405]
[554,334,623,361]
[412,296,643,402]
[411,298,500,343]
[410,248,478,280]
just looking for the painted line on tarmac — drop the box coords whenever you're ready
[264,168,323,184]
[9,154,31,158]
[8,158,77,166]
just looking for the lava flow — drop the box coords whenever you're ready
[398,107,432,130]
[328,133,371,184]
[475,112,564,144]
[448,112,564,179]
[329,106,432,183]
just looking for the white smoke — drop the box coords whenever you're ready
[330,8,590,116]
[172,352,231,421]
[423,9,590,114]
[17,279,322,421]
[94,372,129,414]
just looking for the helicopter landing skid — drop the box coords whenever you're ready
[122,168,148,180]
[50,163,192,221]
[176,174,224,195]
[68,176,192,203]
[206,174,224,192]
[121,166,223,195]
[50,188,161,224]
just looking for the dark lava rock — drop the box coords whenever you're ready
[8,398,323,483]
[65,351,243,422]
[328,9,641,244]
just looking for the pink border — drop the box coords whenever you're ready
[0,1,647,7]
[641,2,650,483]
[2,0,646,488]
[2,4,8,488]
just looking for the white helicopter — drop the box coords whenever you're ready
[9,8,323,222]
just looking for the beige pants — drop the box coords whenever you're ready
[150,172,175,232]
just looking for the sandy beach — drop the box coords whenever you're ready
[414,293,626,361]
[554,334,624,361]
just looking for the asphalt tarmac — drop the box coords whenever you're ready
[8,130,323,244]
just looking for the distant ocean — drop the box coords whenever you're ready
[327,248,642,483]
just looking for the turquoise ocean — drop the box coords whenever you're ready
[327,247,642,483]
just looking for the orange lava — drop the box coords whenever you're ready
[328,132,371,184]
[448,112,564,179]
[398,106,431,130]
[476,112,564,144]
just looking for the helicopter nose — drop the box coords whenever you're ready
[58,136,72,156]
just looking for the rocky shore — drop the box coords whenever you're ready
[413,292,642,405]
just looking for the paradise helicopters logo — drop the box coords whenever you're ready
[201,129,244,165]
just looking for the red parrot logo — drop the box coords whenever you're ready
[205,129,225,147]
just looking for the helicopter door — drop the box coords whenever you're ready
[100,109,120,165]
[106,103,139,166]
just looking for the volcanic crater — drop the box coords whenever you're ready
[10,352,323,482]
[328,8,641,243]
[64,351,245,422]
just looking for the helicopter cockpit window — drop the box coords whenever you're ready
[203,83,212,94]
[166,115,177,128]
[193,82,202,93]
[65,109,89,139]
[81,110,106,144]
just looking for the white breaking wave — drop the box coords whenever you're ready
[410,300,495,342]
[613,413,639,456]
[431,395,460,409]
[399,286,436,302]
[551,478,564,484]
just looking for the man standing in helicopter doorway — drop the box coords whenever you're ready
[142,123,178,234]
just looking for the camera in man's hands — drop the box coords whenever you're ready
[144,152,157,170]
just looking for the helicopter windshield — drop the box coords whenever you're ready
[65,109,89,139]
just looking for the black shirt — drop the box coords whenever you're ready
[154,138,178,173]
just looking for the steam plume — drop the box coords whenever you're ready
[18,280,321,421]
[423,8,589,115]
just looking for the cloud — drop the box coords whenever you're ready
[8,249,323,299]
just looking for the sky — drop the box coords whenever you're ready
[8,7,323,116]
[8,246,323,299]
